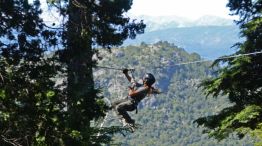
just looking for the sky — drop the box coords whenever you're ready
[30,0,236,24]
[128,0,233,20]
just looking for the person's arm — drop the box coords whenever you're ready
[128,86,148,97]
[123,69,132,82]
[123,69,136,84]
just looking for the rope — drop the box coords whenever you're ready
[156,51,262,68]
[95,65,123,71]
[215,51,262,60]
[95,65,135,71]
[95,51,262,70]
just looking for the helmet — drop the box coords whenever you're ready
[143,73,155,86]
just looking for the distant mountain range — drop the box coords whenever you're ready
[125,15,241,59]
[132,15,235,32]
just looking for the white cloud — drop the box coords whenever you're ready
[128,0,233,20]
[29,0,235,21]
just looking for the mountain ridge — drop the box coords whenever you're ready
[130,15,235,32]
[125,25,241,59]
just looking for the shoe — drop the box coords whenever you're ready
[121,119,128,127]
[127,123,135,133]
[123,121,136,133]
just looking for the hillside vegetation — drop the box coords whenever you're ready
[124,26,240,59]
[94,42,254,145]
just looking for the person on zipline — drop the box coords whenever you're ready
[111,69,161,129]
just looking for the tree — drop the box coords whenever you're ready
[0,0,144,145]
[195,0,262,142]
[48,0,146,145]
[0,0,66,145]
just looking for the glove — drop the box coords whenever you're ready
[122,68,128,74]
[152,88,162,94]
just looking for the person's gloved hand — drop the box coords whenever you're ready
[152,87,162,94]
[122,68,128,74]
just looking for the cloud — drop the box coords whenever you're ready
[128,0,233,20]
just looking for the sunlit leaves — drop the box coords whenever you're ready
[46,90,55,98]
[70,130,83,140]
[35,131,46,145]
[0,89,5,100]
[234,105,261,123]
[0,111,10,121]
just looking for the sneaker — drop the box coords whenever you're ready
[127,123,136,133]
[129,119,135,125]
[121,119,128,127]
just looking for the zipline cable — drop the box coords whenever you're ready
[215,50,262,59]
[95,65,123,70]
[156,50,262,68]
[94,50,262,130]
[95,65,135,71]
[95,51,262,70]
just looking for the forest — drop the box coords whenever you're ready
[0,0,262,146]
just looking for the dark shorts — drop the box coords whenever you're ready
[111,97,137,123]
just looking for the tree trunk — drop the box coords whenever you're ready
[67,0,95,132]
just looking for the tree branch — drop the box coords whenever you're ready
[1,134,22,146]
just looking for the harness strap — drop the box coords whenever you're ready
[127,96,139,114]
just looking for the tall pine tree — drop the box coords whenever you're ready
[0,0,145,145]
[48,0,146,145]
[195,0,262,142]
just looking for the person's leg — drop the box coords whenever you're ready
[115,99,136,124]
[111,98,130,122]
[111,98,127,109]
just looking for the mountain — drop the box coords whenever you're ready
[124,15,241,59]
[133,15,192,31]
[125,26,240,59]
[131,15,235,32]
[194,15,234,26]
[94,42,254,145]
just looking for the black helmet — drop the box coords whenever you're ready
[143,73,155,86]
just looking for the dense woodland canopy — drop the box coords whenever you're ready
[0,0,144,145]
[0,0,262,146]
[195,0,262,145]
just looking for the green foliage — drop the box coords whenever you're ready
[46,0,146,145]
[0,89,5,100]
[196,105,262,141]
[70,130,83,140]
[0,0,66,145]
[0,0,145,145]
[234,105,262,123]
[195,0,262,144]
